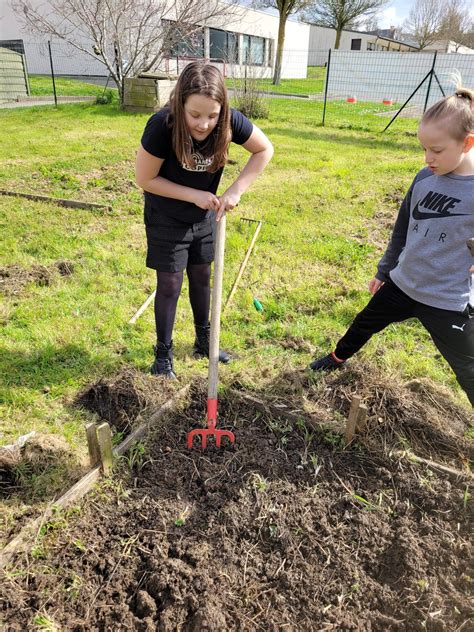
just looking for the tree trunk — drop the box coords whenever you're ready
[335,29,342,49]
[119,79,125,108]
[273,13,286,85]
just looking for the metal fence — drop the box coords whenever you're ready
[1,39,106,78]
[1,39,473,133]
[324,49,474,105]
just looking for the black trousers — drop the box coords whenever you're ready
[334,279,474,406]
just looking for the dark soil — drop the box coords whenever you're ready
[74,369,177,434]
[265,363,473,469]
[0,260,74,296]
[1,385,472,631]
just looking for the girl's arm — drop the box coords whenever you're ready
[135,146,219,211]
[217,125,273,219]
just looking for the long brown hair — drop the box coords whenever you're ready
[168,62,231,172]
[422,78,474,141]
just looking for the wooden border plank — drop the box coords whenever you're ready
[229,389,472,481]
[391,449,473,481]
[229,389,343,435]
[0,190,113,212]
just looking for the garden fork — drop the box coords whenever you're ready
[187,213,235,449]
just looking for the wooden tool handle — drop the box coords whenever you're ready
[224,221,262,311]
[208,214,226,401]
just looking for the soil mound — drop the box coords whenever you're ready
[0,260,75,295]
[266,361,473,467]
[0,433,72,497]
[75,368,177,433]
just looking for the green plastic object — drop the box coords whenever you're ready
[253,298,263,312]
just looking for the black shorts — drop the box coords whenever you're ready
[144,205,216,272]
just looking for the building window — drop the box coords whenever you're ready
[163,21,204,58]
[242,35,265,65]
[209,28,238,63]
[266,39,273,65]
[351,38,361,50]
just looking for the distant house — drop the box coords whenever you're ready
[307,24,418,66]
[423,40,474,55]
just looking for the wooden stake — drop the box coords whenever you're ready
[128,290,156,324]
[96,422,113,475]
[345,395,361,444]
[85,423,100,467]
[355,404,368,433]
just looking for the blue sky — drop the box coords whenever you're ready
[246,1,473,29]
[372,0,474,28]
[242,1,413,28]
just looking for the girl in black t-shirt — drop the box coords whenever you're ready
[136,62,273,378]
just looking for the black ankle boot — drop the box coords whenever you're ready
[193,324,230,363]
[151,341,177,379]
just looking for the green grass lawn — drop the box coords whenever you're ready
[29,75,117,98]
[229,76,324,95]
[227,66,326,95]
[0,97,469,519]
[307,65,326,80]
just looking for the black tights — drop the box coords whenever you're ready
[155,263,211,344]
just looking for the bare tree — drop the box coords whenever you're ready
[301,0,389,49]
[464,29,474,49]
[402,0,446,50]
[439,0,474,51]
[11,0,239,105]
[363,14,380,33]
[252,0,312,85]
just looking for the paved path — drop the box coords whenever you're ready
[0,96,96,109]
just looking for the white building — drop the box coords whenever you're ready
[0,1,310,79]
[308,24,418,66]
[424,40,474,55]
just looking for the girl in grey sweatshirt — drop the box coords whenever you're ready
[309,85,474,406]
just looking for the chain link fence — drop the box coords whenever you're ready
[1,39,473,132]
[320,49,474,131]
[0,40,111,106]
[227,48,474,131]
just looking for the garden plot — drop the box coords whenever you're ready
[1,379,472,632]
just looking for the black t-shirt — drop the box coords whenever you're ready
[141,107,253,224]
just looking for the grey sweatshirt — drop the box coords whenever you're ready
[377,167,474,312]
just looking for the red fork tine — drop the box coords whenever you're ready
[187,214,236,449]
[187,399,235,449]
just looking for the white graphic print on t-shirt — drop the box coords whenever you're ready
[182,151,213,172]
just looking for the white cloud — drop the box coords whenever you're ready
[378,7,401,29]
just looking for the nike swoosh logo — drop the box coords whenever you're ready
[412,202,468,220]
